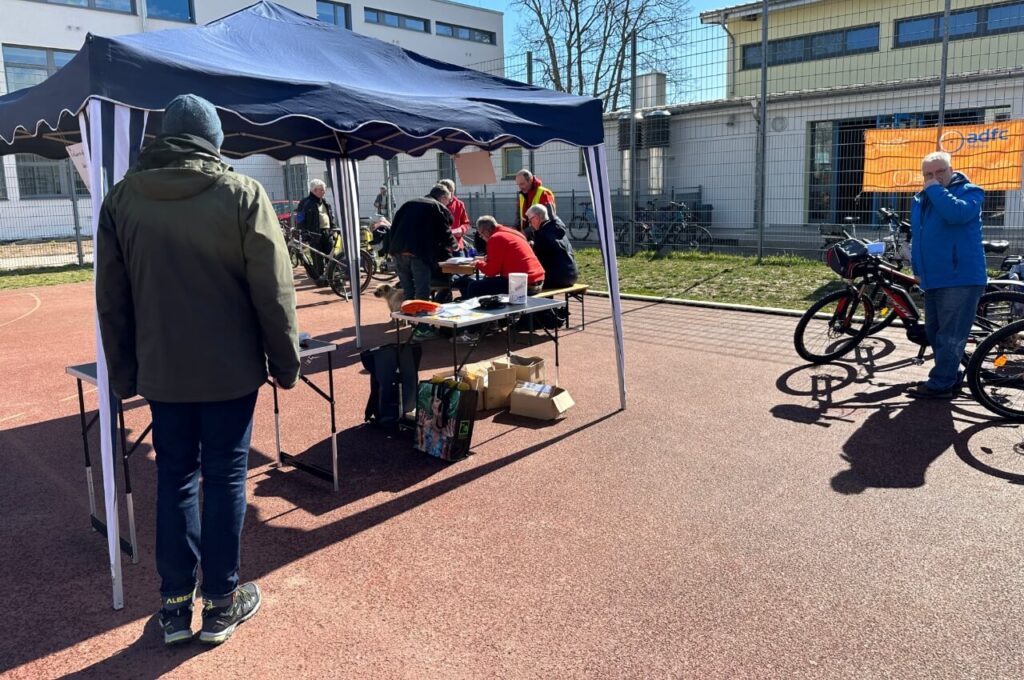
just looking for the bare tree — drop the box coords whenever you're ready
[512,0,690,110]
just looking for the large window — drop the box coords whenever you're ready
[316,1,350,29]
[0,161,7,201]
[501,147,522,180]
[34,0,133,12]
[895,2,1024,48]
[364,8,429,32]
[742,24,879,69]
[436,22,495,45]
[437,152,455,182]
[283,162,308,202]
[3,45,84,198]
[807,122,834,224]
[386,157,399,185]
[146,0,193,23]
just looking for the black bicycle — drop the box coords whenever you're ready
[567,201,597,242]
[795,239,1024,365]
[651,201,713,254]
[965,317,1024,419]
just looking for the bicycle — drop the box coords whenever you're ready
[288,228,374,297]
[652,201,713,255]
[794,238,1024,365]
[612,216,651,256]
[567,200,597,242]
[964,317,1024,419]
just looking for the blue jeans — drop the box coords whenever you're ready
[395,254,433,301]
[924,285,985,391]
[149,391,258,601]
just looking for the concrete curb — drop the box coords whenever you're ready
[584,289,806,318]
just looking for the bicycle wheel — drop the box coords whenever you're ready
[975,290,1024,334]
[685,226,713,254]
[569,218,592,242]
[358,250,374,292]
[793,289,875,364]
[966,318,1024,419]
[865,282,899,335]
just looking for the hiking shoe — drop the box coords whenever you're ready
[906,384,954,399]
[159,589,196,646]
[199,582,262,645]
[451,331,479,344]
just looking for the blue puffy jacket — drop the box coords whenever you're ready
[910,171,986,291]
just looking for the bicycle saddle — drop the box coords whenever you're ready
[983,240,1010,254]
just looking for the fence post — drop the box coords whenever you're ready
[527,51,535,174]
[937,0,952,144]
[755,0,769,262]
[66,159,84,266]
[628,30,638,256]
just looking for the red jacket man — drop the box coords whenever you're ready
[439,179,470,251]
[460,216,545,299]
[515,169,555,230]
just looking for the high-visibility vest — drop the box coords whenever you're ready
[518,186,555,224]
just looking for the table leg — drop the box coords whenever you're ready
[76,378,98,523]
[271,380,282,466]
[117,403,139,564]
[328,351,338,492]
[555,319,561,387]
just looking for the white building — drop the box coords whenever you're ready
[0,0,505,243]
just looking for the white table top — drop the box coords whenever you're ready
[391,296,565,329]
[65,339,337,386]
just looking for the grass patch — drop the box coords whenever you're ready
[576,249,841,311]
[0,264,93,290]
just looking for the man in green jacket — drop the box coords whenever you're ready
[96,94,299,647]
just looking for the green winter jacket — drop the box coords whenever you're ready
[96,134,299,402]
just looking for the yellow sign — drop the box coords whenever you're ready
[862,120,1024,192]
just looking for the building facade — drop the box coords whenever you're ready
[0,0,504,242]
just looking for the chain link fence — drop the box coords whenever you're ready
[3,0,1023,270]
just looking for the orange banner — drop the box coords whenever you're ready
[863,120,1024,192]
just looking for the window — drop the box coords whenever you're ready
[895,3,1024,47]
[283,162,308,202]
[578,148,587,177]
[437,153,455,182]
[33,0,133,12]
[146,0,192,22]
[436,22,496,45]
[741,24,879,69]
[3,45,83,198]
[0,161,7,200]
[386,157,399,185]
[501,147,522,180]
[316,1,351,29]
[364,7,429,33]
[807,121,834,224]
[648,147,664,195]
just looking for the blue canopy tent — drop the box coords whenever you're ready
[0,1,626,609]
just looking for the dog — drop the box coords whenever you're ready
[373,283,405,313]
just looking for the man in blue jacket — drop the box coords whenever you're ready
[908,151,986,399]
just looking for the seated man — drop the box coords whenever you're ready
[458,216,545,299]
[524,204,578,290]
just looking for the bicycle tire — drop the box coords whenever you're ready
[688,225,713,254]
[569,218,592,242]
[966,318,1024,420]
[975,290,1024,335]
[793,289,875,364]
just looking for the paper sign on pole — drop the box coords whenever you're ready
[67,143,91,193]
[454,150,497,186]
[863,120,1024,192]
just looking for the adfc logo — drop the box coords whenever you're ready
[939,127,1009,154]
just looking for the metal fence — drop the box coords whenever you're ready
[3,0,1023,270]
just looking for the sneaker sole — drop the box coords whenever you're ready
[198,593,262,645]
[164,629,194,646]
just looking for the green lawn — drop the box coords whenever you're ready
[576,249,841,311]
[1,251,843,312]
[0,264,93,290]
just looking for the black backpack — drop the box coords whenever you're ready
[360,344,422,426]
[825,238,871,279]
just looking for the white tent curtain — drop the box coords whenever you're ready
[328,157,363,348]
[583,144,627,410]
[80,98,149,610]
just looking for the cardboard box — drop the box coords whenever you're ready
[510,381,574,420]
[484,363,517,410]
[459,361,490,411]
[493,355,546,383]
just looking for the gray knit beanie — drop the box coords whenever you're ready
[161,94,224,149]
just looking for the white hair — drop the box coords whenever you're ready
[526,205,548,220]
[309,178,327,191]
[922,151,951,167]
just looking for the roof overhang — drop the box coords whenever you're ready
[700,0,827,25]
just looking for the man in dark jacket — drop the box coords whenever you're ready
[96,94,299,646]
[387,184,457,340]
[294,178,336,285]
[907,150,986,399]
[525,204,578,289]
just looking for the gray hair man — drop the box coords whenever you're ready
[907,150,986,399]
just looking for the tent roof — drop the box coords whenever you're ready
[0,1,603,160]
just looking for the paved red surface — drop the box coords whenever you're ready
[2,279,1024,679]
